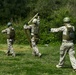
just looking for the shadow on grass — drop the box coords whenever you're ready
[62,64,72,69]
[41,53,49,57]
[16,53,26,56]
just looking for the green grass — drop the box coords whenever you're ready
[0,43,76,75]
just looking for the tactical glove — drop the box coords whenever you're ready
[24,24,27,29]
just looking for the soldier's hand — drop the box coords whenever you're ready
[1,30,4,33]
[23,24,27,29]
[50,28,51,32]
[48,28,51,33]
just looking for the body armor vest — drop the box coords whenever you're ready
[31,24,39,35]
[7,27,15,39]
[31,24,39,43]
[63,26,74,41]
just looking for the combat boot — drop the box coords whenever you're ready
[56,65,63,68]
[38,53,42,57]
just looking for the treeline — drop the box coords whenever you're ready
[0,0,76,44]
[0,0,76,24]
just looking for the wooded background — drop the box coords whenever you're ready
[0,0,76,44]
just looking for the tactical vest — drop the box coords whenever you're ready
[63,26,74,41]
[31,24,39,35]
[31,24,39,43]
[7,27,15,39]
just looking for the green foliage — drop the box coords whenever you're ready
[0,0,76,44]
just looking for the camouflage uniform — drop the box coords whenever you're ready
[24,16,41,57]
[51,17,76,70]
[2,22,15,57]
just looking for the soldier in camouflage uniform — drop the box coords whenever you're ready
[50,17,76,71]
[24,16,41,57]
[1,22,15,57]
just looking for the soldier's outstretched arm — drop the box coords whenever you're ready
[50,26,64,32]
[51,28,60,32]
[1,29,7,33]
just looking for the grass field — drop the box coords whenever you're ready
[0,43,76,75]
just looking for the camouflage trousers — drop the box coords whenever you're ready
[58,41,76,69]
[7,39,15,56]
[31,36,41,57]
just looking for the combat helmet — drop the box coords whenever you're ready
[7,22,12,27]
[32,18,37,24]
[63,17,70,23]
